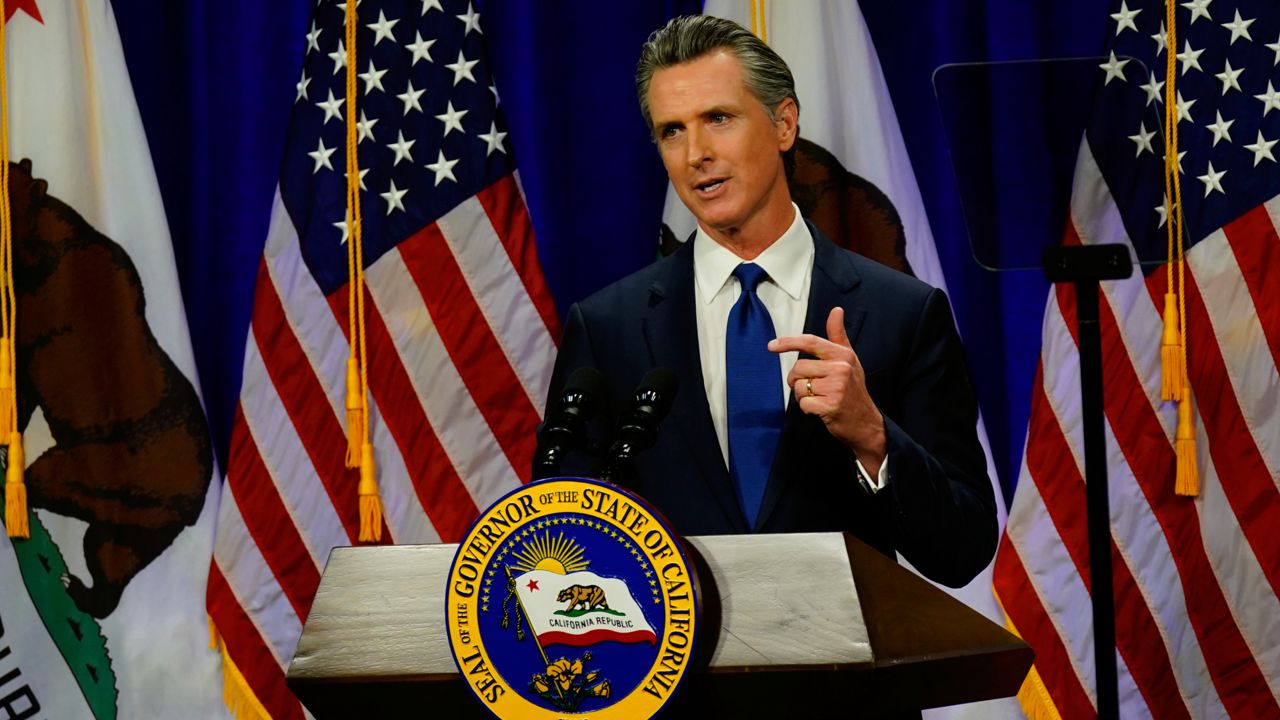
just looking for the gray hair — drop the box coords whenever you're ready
[635,15,799,131]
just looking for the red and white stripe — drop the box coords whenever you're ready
[994,142,1280,719]
[208,175,558,719]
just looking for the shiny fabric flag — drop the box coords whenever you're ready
[204,0,558,717]
[0,1,224,718]
[994,0,1280,717]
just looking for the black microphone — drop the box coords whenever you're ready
[598,368,678,485]
[534,367,604,479]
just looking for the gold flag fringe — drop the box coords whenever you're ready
[995,591,1064,720]
[210,618,273,720]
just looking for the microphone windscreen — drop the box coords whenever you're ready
[636,367,677,414]
[564,366,605,399]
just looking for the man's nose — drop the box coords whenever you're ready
[685,125,711,167]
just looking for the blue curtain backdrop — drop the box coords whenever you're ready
[109,0,1114,503]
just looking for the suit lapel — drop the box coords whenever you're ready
[641,243,747,533]
[757,225,864,530]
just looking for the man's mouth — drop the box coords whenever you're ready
[694,178,727,195]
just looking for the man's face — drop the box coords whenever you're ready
[647,50,797,247]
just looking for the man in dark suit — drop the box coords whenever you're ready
[545,16,996,588]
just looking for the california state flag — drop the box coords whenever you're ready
[0,2,225,719]
[514,570,659,647]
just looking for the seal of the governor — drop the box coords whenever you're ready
[446,477,699,719]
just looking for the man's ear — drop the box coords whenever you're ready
[774,97,799,151]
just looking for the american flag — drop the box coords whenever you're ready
[993,0,1280,718]
[205,0,559,716]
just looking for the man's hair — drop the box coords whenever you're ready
[635,15,799,131]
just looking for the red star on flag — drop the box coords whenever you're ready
[5,0,42,23]
[526,579,539,591]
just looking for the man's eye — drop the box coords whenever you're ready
[710,114,728,124]
[660,126,680,140]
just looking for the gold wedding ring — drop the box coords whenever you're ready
[805,378,814,398]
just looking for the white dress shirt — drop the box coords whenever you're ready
[691,204,887,491]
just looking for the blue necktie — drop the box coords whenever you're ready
[726,263,783,530]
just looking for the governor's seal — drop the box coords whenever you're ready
[446,477,699,719]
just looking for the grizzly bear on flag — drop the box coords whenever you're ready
[6,158,213,619]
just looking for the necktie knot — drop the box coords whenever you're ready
[733,263,769,293]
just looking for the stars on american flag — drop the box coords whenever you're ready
[1177,40,1205,75]
[1100,51,1131,84]
[359,60,388,94]
[1140,71,1165,105]
[1223,10,1255,44]
[1112,2,1141,35]
[282,0,510,275]
[1244,130,1278,165]
[1256,81,1280,114]
[446,50,479,85]
[1097,0,1280,260]
[1129,122,1156,156]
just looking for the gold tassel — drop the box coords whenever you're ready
[0,344,12,438]
[344,358,363,469]
[358,441,382,542]
[1175,393,1199,497]
[1160,293,1185,402]
[5,430,26,539]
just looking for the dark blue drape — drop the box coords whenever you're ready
[112,0,312,474]
[861,1,1112,502]
[110,0,1113,502]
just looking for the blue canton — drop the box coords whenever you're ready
[281,0,514,295]
[1095,0,1280,267]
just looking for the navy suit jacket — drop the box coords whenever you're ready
[546,223,997,587]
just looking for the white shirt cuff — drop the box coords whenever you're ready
[855,455,889,493]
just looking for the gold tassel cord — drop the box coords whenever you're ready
[358,442,381,542]
[343,0,381,540]
[1161,0,1198,496]
[5,431,26,538]
[1159,293,1184,401]
[0,346,11,438]
[342,0,361,471]
[1175,394,1199,496]
[344,356,363,466]
[1160,0,1187,403]
[0,0,26,539]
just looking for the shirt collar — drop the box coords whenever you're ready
[693,203,813,304]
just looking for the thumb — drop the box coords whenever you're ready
[826,306,851,348]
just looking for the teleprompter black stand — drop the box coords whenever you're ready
[1042,244,1134,720]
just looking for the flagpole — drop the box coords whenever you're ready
[505,565,551,667]
[1043,244,1131,720]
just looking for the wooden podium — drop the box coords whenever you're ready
[286,533,1031,718]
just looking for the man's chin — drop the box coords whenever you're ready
[688,205,740,235]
